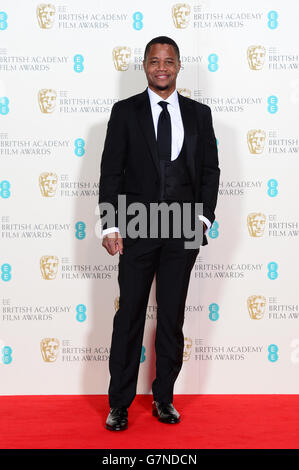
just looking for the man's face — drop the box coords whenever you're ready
[143,43,181,94]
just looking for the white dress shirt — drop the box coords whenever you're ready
[101,87,211,237]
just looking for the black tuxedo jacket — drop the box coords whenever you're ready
[99,89,220,246]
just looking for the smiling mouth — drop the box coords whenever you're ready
[156,75,169,79]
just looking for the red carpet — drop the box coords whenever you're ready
[0,395,298,449]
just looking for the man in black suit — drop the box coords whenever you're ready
[99,36,220,431]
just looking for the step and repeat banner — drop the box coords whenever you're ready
[1,0,299,395]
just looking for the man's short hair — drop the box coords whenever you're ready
[144,36,180,61]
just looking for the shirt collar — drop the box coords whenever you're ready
[147,87,179,109]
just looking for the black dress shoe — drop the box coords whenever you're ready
[152,401,180,424]
[105,407,128,431]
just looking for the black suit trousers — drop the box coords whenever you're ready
[108,230,199,408]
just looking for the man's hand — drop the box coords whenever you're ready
[102,232,123,255]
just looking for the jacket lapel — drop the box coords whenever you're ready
[178,93,197,191]
[135,90,160,176]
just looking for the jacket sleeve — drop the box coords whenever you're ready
[200,105,220,225]
[98,102,127,230]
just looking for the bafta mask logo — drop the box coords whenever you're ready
[39,172,58,197]
[177,88,191,98]
[247,46,266,70]
[36,4,56,29]
[172,3,191,29]
[247,213,266,238]
[247,295,266,320]
[114,296,120,311]
[40,255,59,280]
[38,89,57,114]
[247,129,266,154]
[112,47,131,71]
[40,338,59,362]
[183,337,192,361]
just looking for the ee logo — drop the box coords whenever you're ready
[0,180,11,198]
[2,346,12,364]
[208,54,218,72]
[132,12,143,30]
[0,12,8,30]
[267,179,278,197]
[267,11,278,29]
[75,221,86,240]
[209,221,219,239]
[140,345,146,363]
[74,54,84,73]
[267,95,278,114]
[268,344,278,362]
[76,304,87,322]
[209,303,219,321]
[267,261,278,280]
[0,97,9,115]
[1,263,12,281]
[74,138,85,157]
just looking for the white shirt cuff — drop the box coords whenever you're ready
[101,227,119,238]
[198,215,211,235]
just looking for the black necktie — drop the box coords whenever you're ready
[157,101,171,161]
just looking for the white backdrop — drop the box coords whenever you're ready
[1,0,299,395]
